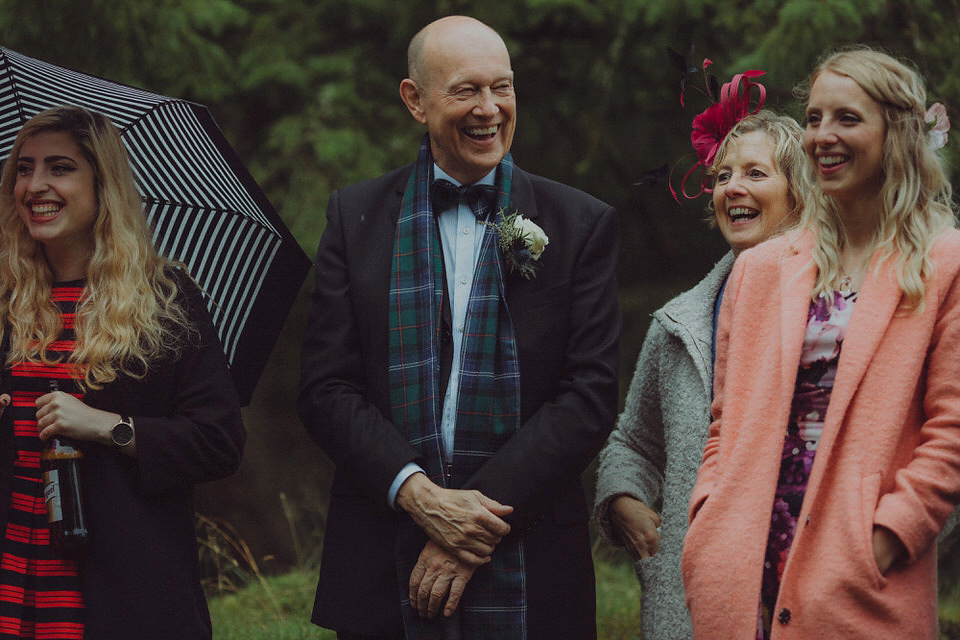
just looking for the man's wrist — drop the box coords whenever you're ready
[395,471,435,514]
[389,464,426,509]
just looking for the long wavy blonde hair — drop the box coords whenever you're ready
[796,47,956,312]
[0,106,196,389]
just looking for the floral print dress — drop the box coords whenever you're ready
[757,290,857,639]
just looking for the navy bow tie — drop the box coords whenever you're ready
[431,179,498,220]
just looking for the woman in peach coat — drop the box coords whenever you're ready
[682,47,959,639]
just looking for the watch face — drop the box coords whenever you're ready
[112,421,134,446]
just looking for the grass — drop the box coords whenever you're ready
[208,548,958,640]
[942,581,960,640]
[208,568,334,640]
[206,548,644,639]
[594,545,642,640]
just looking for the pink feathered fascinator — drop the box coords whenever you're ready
[670,55,767,201]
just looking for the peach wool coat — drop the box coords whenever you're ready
[682,229,960,639]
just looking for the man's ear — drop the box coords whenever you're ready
[400,78,428,125]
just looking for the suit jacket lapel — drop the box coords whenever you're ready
[387,169,409,226]
[503,168,540,311]
[507,167,540,221]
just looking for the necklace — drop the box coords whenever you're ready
[839,274,853,294]
[838,256,869,295]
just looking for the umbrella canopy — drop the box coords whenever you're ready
[0,46,312,405]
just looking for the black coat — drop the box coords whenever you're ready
[0,272,244,640]
[298,165,621,638]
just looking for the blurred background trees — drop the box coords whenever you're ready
[2,0,958,578]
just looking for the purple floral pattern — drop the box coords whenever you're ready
[757,291,857,639]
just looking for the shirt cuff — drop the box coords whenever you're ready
[388,463,425,509]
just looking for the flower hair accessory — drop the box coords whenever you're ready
[667,52,766,202]
[925,103,950,150]
[490,211,548,279]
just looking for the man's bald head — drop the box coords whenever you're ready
[407,16,507,88]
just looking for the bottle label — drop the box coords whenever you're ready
[42,448,83,460]
[43,470,64,524]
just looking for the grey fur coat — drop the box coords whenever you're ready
[594,252,733,640]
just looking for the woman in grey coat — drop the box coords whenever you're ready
[594,110,810,640]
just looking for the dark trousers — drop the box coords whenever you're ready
[336,610,462,640]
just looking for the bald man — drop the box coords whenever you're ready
[298,16,620,639]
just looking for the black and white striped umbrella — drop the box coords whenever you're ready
[0,46,311,405]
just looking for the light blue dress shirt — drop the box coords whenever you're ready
[387,165,497,507]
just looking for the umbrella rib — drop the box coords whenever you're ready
[140,196,277,228]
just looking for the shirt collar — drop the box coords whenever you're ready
[433,164,497,188]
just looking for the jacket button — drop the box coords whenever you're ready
[442,328,452,344]
[778,608,791,624]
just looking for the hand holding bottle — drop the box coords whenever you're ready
[36,386,122,447]
[41,380,88,552]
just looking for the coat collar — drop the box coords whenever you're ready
[656,250,735,394]
[778,230,903,450]
[505,166,539,221]
[388,164,413,225]
[778,231,818,400]
[501,168,543,309]
[658,251,734,338]
[821,248,902,446]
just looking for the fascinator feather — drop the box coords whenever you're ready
[667,52,767,202]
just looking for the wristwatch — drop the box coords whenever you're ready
[111,416,135,448]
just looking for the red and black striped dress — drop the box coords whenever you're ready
[0,283,85,639]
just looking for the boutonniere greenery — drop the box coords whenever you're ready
[490,211,549,279]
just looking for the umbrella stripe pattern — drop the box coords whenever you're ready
[0,46,311,404]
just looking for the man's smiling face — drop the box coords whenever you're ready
[406,20,516,185]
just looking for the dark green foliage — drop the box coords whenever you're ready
[3,0,956,263]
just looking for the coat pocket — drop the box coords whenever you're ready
[858,471,889,590]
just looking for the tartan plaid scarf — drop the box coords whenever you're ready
[388,135,526,639]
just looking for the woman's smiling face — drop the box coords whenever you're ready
[15,130,98,265]
[804,71,886,207]
[712,130,793,256]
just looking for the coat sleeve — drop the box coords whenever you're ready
[463,204,621,528]
[131,272,245,495]
[297,188,422,501]
[873,260,960,561]
[593,320,668,545]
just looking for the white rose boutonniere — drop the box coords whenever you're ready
[490,210,549,279]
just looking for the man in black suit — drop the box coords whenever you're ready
[298,15,620,639]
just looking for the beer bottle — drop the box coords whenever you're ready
[41,380,88,552]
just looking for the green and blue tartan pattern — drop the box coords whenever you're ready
[387,138,446,484]
[388,135,526,639]
[450,158,520,485]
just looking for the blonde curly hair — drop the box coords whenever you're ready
[796,46,956,312]
[0,105,196,389]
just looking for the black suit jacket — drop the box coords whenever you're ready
[298,164,620,637]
